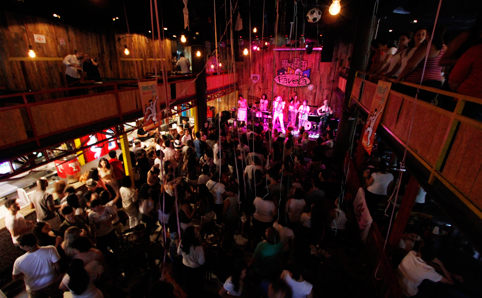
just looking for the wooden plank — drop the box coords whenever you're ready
[0,109,28,146]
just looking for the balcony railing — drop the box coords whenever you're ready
[350,75,482,221]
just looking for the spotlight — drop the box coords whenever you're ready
[389,29,393,32]
[196,50,201,57]
[124,45,130,56]
[211,65,215,69]
[180,35,186,43]
[252,45,258,51]
[164,27,168,30]
[149,30,152,33]
[329,0,341,15]
[53,14,60,18]
[412,20,418,23]
[243,48,248,56]
[265,42,269,45]
[173,35,177,38]
[28,45,36,58]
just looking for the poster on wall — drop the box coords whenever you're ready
[274,58,311,87]
[80,128,119,163]
[361,81,391,155]
[138,81,159,131]
[34,34,46,43]
[251,74,260,84]
[55,158,81,178]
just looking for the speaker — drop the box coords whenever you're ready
[321,36,335,62]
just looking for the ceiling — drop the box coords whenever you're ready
[2,0,481,44]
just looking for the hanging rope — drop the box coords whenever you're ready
[124,2,141,80]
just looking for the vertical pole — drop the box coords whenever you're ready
[74,139,85,166]
[214,0,219,74]
[192,106,199,134]
[387,175,419,253]
[119,133,135,187]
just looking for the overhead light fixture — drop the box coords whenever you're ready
[195,32,199,35]
[219,63,222,67]
[149,30,152,33]
[412,20,418,23]
[112,18,116,21]
[116,17,119,19]
[124,45,130,55]
[180,35,186,43]
[211,64,214,69]
[329,0,341,15]
[265,42,269,45]
[173,35,177,38]
[389,29,393,32]
[393,6,410,15]
[196,50,201,57]
[253,27,257,33]
[28,45,36,58]
[164,27,168,31]
[243,48,248,56]
[53,14,60,18]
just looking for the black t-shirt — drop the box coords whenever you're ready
[137,128,149,141]
[119,151,136,169]
[311,145,325,162]
[82,60,101,81]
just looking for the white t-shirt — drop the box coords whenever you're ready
[206,180,225,205]
[120,187,137,210]
[281,270,313,298]
[253,197,276,223]
[273,222,295,252]
[197,174,210,185]
[177,243,205,268]
[223,276,243,296]
[88,206,116,237]
[367,172,394,196]
[244,164,263,180]
[62,274,103,298]
[397,251,443,297]
[181,134,192,145]
[5,212,28,245]
[13,246,60,292]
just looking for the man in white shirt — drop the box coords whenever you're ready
[280,266,313,298]
[162,139,178,168]
[12,233,63,297]
[29,178,61,230]
[5,199,33,246]
[181,128,192,145]
[398,245,463,297]
[63,51,83,85]
[206,174,225,223]
[176,53,191,74]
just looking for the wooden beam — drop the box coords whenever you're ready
[8,57,63,62]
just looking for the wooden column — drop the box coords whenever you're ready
[387,175,419,253]
[355,138,365,169]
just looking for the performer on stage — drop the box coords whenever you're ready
[298,100,310,131]
[259,94,269,112]
[317,100,333,130]
[272,96,286,134]
[288,94,300,128]
[237,94,248,124]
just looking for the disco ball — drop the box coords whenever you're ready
[306,7,322,23]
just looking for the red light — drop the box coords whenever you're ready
[240,36,242,38]
[301,34,304,36]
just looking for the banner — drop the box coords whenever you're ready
[361,81,391,155]
[138,81,159,129]
[80,128,119,163]
[55,158,82,178]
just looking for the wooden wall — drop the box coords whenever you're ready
[0,11,173,92]
[236,41,353,116]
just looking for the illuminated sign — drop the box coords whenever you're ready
[274,58,311,87]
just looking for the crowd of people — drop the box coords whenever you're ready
[6,119,342,298]
[366,16,482,120]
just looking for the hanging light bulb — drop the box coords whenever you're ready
[196,50,201,57]
[329,0,341,15]
[253,27,257,33]
[219,63,222,67]
[211,64,215,69]
[28,45,36,58]
[124,45,130,55]
[243,48,249,56]
[180,35,187,43]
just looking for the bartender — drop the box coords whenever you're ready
[137,120,158,142]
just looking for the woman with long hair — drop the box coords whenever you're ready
[98,158,118,193]
[119,176,139,229]
[219,259,247,297]
[59,259,103,298]
[33,222,62,248]
[177,226,205,295]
